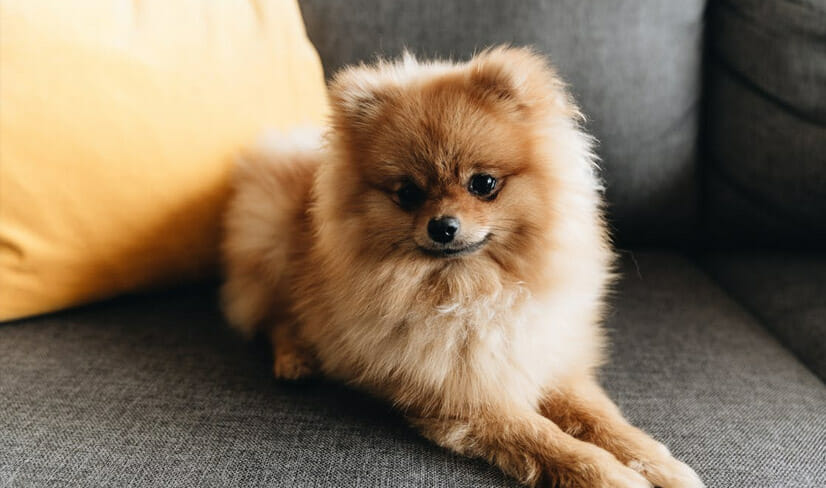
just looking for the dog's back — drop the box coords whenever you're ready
[221,128,322,336]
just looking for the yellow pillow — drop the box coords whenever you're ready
[0,0,328,321]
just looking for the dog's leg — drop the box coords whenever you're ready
[269,322,316,380]
[409,407,652,488]
[540,377,704,488]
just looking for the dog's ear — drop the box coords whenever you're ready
[467,46,577,118]
[328,65,390,130]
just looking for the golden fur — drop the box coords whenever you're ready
[221,47,703,488]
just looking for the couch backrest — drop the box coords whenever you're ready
[705,0,826,249]
[298,0,708,245]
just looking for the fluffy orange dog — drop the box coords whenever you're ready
[222,47,703,488]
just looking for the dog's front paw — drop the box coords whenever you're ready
[541,449,653,488]
[627,443,704,488]
[591,452,654,488]
[273,351,316,380]
[598,463,654,488]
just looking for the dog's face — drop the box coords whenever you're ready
[322,48,578,281]
[348,86,544,260]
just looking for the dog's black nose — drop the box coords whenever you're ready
[427,216,460,244]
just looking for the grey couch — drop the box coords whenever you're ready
[2,1,824,487]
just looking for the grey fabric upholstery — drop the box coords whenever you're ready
[2,253,824,487]
[705,0,826,247]
[702,252,826,381]
[297,0,706,245]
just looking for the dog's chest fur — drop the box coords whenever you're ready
[306,274,598,414]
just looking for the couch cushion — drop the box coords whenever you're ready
[705,0,826,248]
[701,252,826,381]
[1,253,824,487]
[297,0,706,245]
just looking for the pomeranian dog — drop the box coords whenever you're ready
[221,46,703,488]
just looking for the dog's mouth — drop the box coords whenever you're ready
[418,234,491,258]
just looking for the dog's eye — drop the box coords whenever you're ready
[468,173,497,197]
[395,181,426,210]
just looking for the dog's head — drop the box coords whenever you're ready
[317,47,596,285]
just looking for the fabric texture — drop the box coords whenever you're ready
[705,0,826,247]
[297,0,706,245]
[0,0,329,321]
[702,252,826,381]
[1,252,824,487]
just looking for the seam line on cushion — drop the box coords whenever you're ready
[717,0,826,42]
[706,160,825,235]
[706,51,826,127]
[688,254,825,384]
